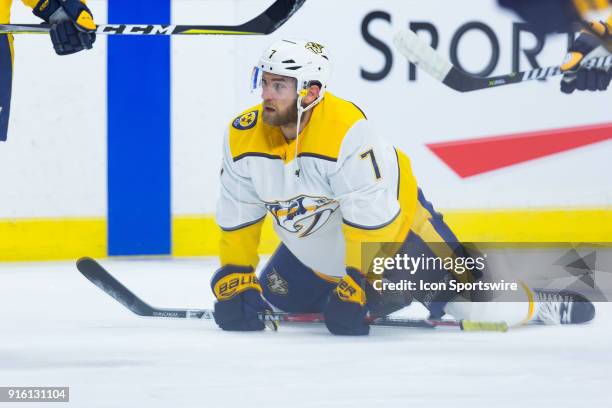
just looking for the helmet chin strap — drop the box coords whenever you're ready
[294,88,323,171]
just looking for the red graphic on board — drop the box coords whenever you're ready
[427,122,612,178]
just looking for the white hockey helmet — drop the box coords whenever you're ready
[251,38,332,111]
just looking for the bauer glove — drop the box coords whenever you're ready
[323,268,370,336]
[560,20,612,94]
[211,265,277,331]
[33,0,96,56]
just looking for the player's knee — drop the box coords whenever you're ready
[259,245,335,313]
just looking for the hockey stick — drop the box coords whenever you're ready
[393,29,612,92]
[0,0,305,36]
[76,257,508,332]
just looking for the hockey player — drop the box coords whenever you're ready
[560,17,611,93]
[498,0,611,93]
[1,0,96,141]
[211,39,595,335]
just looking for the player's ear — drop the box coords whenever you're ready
[303,83,321,104]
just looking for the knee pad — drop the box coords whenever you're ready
[259,244,336,313]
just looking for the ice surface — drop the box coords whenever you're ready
[1,258,611,408]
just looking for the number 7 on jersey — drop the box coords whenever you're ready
[360,149,382,180]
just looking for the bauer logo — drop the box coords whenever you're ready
[214,273,260,300]
[265,195,339,238]
[336,278,365,305]
[232,111,258,130]
[337,281,356,299]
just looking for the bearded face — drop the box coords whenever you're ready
[262,97,299,126]
[260,72,299,127]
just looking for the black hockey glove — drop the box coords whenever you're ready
[33,0,96,56]
[323,268,370,336]
[211,265,277,331]
[561,20,612,94]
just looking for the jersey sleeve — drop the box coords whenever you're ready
[329,120,404,273]
[216,128,267,269]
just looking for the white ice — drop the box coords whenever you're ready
[1,258,611,408]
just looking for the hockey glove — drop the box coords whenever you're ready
[560,20,612,94]
[211,265,277,331]
[33,0,96,55]
[323,268,370,336]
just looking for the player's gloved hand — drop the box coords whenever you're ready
[211,265,277,331]
[32,0,96,55]
[323,268,370,335]
[560,20,612,94]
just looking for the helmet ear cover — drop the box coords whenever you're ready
[298,80,323,96]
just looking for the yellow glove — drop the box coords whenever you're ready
[560,20,612,93]
[32,0,96,55]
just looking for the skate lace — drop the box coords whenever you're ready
[536,291,572,324]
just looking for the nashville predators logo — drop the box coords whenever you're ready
[305,42,325,55]
[232,110,258,130]
[266,269,289,296]
[265,195,339,238]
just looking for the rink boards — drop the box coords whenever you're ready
[0,0,610,260]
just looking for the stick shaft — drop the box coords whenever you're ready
[0,0,305,36]
[394,29,612,92]
[0,24,263,35]
[77,257,508,332]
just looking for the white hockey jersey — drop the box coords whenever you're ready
[216,92,427,278]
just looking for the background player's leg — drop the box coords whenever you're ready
[0,33,14,141]
[259,244,337,313]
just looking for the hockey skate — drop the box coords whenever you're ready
[533,289,595,325]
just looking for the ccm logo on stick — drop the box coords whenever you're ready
[100,24,176,35]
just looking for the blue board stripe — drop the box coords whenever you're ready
[107,0,171,255]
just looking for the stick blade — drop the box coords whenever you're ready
[393,29,453,82]
[76,257,154,316]
[242,0,306,34]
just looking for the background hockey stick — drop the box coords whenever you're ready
[76,257,508,332]
[0,0,305,36]
[393,29,612,92]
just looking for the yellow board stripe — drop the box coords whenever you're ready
[0,217,106,261]
[1,208,611,261]
[173,208,612,256]
[172,215,280,257]
[443,208,612,242]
